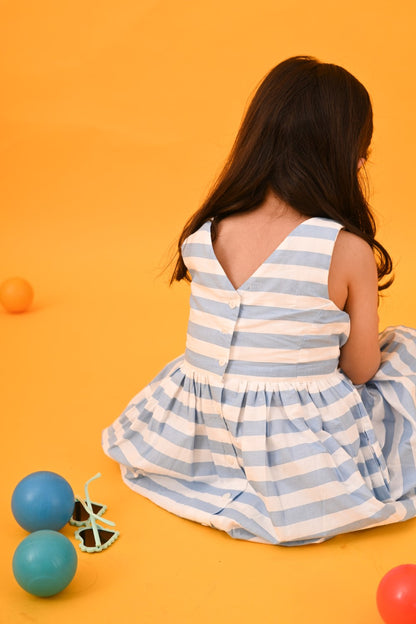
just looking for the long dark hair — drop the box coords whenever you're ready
[170,55,393,290]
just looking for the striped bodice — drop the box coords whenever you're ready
[182,217,350,381]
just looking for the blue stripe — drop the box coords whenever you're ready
[227,358,340,377]
[242,277,328,297]
[238,303,348,324]
[296,222,343,240]
[189,295,240,319]
[189,295,349,325]
[264,249,331,268]
[190,271,329,297]
[190,271,235,291]
[231,330,340,350]
[187,320,341,351]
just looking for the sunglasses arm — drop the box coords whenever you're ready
[82,472,116,526]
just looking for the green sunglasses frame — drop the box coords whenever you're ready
[71,473,119,553]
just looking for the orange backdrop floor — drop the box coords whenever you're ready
[2,1,416,622]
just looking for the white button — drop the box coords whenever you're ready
[221,492,232,501]
[218,358,226,366]
[226,455,235,467]
[228,300,237,309]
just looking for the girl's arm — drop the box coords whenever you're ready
[330,230,381,385]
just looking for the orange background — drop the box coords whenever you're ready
[2,1,416,622]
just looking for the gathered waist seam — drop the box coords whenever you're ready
[179,361,347,388]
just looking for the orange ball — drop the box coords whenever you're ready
[0,277,34,313]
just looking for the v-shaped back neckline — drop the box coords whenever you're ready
[208,216,316,292]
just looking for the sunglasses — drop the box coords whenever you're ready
[70,473,119,553]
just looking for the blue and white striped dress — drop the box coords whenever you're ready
[102,217,416,545]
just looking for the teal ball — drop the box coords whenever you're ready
[12,530,78,597]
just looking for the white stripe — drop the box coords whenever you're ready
[190,281,345,311]
[188,307,349,336]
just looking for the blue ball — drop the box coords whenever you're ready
[11,471,75,532]
[13,530,78,597]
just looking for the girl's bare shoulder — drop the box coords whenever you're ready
[332,229,377,278]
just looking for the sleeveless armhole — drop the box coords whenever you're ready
[326,225,346,312]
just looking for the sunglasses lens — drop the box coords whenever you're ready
[79,527,116,548]
[72,500,105,522]
[72,500,89,522]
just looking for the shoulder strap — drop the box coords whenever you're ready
[284,217,343,271]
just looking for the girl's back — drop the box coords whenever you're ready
[213,191,381,385]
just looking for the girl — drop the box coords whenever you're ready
[102,56,416,546]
